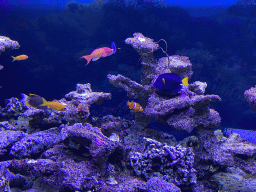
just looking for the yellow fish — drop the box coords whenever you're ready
[39,98,67,112]
[11,55,28,62]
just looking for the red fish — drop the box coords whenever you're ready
[80,42,116,66]
[127,101,143,112]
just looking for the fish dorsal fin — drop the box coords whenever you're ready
[92,57,100,61]
[182,77,188,86]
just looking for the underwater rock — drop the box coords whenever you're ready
[0,98,27,119]
[0,131,26,156]
[211,169,256,192]
[123,123,177,153]
[144,93,221,132]
[7,158,99,191]
[8,159,60,177]
[129,137,196,186]
[195,128,256,176]
[0,36,20,55]
[65,83,111,105]
[0,166,11,191]
[8,116,32,132]
[92,115,131,136]
[189,81,207,95]
[146,177,181,192]
[179,136,200,149]
[61,123,119,159]
[0,121,16,131]
[10,127,62,159]
[107,74,151,100]
[50,159,97,190]
[125,33,159,56]
[244,85,256,109]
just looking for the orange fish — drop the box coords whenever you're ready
[11,55,28,62]
[39,97,67,112]
[80,42,116,66]
[127,101,143,112]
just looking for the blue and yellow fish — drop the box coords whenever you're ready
[152,73,188,97]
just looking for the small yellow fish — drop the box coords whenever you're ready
[11,55,28,62]
[39,98,66,112]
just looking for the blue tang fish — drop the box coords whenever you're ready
[153,73,188,94]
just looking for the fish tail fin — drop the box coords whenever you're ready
[80,55,92,66]
[111,42,116,54]
[11,56,16,62]
[39,97,48,106]
[182,77,188,86]
[20,93,29,103]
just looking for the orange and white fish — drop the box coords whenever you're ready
[11,55,28,62]
[80,42,116,66]
[127,101,143,112]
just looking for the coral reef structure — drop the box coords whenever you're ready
[108,33,221,132]
[0,36,20,55]
[1,32,255,191]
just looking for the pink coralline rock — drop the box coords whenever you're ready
[0,36,20,54]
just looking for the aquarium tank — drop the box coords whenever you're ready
[1,0,256,191]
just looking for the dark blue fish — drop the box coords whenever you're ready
[153,73,188,94]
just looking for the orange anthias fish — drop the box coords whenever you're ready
[40,97,67,112]
[11,55,28,62]
[127,101,143,112]
[80,42,116,66]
